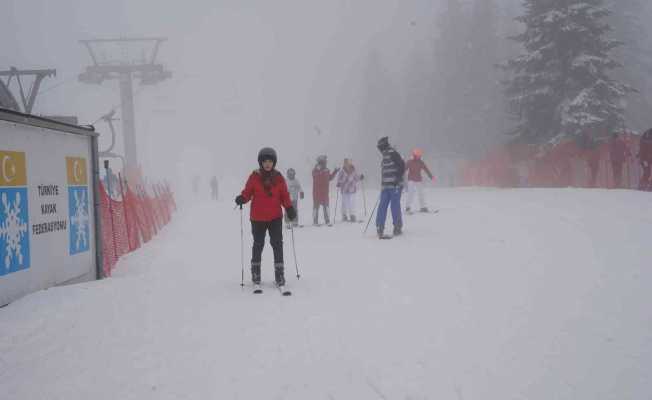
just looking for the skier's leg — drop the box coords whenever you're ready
[313,201,319,225]
[406,181,415,211]
[341,193,350,219]
[417,181,427,211]
[323,204,331,225]
[348,193,357,221]
[269,217,285,286]
[390,187,403,234]
[250,221,266,284]
[376,189,391,235]
[292,200,299,226]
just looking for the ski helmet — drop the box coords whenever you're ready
[258,147,277,167]
[286,168,296,179]
[377,136,389,151]
[317,155,327,165]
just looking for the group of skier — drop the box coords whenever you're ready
[233,137,436,292]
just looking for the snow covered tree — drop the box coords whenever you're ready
[503,0,632,144]
[609,0,652,132]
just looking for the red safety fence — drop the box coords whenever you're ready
[459,132,649,191]
[99,180,176,277]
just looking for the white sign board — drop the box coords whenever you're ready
[0,115,98,306]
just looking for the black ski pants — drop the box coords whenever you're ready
[251,217,284,266]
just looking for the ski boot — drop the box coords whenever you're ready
[350,215,356,222]
[419,207,429,213]
[342,215,349,222]
[252,262,262,293]
[393,226,403,236]
[377,226,385,239]
[274,263,286,287]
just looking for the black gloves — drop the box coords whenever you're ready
[359,174,364,180]
[299,191,305,199]
[235,195,245,206]
[286,206,297,221]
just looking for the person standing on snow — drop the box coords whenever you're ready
[376,137,405,238]
[405,148,435,213]
[285,168,304,228]
[235,148,296,289]
[210,176,219,200]
[336,158,364,222]
[312,155,339,226]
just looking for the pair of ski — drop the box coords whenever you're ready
[406,209,440,216]
[253,283,292,296]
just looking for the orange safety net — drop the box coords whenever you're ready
[99,179,176,277]
[458,132,646,191]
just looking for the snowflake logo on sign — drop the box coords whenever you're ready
[0,191,28,271]
[70,189,89,252]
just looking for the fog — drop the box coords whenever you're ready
[3,0,651,192]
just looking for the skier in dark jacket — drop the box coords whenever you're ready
[235,148,296,289]
[376,136,406,238]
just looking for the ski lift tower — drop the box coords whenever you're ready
[78,37,172,170]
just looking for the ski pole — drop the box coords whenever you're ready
[290,224,301,279]
[363,194,381,234]
[239,205,245,288]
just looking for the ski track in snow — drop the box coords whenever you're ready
[1,188,651,399]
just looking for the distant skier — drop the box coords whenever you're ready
[375,137,405,238]
[405,148,435,213]
[312,155,339,226]
[210,176,219,200]
[192,175,200,196]
[638,128,652,191]
[336,158,363,222]
[285,168,304,228]
[235,147,296,290]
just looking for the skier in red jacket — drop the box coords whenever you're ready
[235,148,296,289]
[405,148,435,213]
[312,155,339,225]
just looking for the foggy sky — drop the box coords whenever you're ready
[2,1,448,187]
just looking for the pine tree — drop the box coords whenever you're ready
[503,0,632,144]
[609,0,652,132]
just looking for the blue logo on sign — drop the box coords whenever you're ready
[0,188,30,275]
[69,186,89,255]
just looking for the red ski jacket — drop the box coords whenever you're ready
[312,166,337,205]
[406,158,433,182]
[240,169,292,222]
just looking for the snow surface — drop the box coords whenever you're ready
[1,188,651,399]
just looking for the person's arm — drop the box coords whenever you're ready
[298,179,305,199]
[240,173,255,202]
[421,160,434,180]
[280,177,293,209]
[390,150,405,176]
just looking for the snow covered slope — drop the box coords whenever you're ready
[1,188,651,399]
